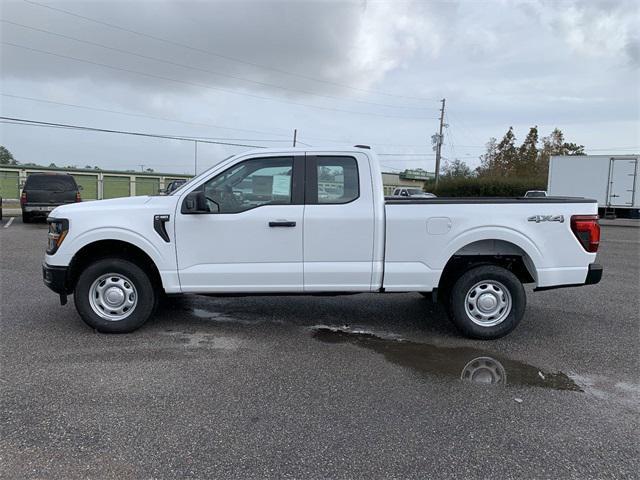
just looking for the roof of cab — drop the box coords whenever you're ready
[234,146,375,157]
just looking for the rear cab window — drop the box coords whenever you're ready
[24,175,78,191]
[307,156,359,204]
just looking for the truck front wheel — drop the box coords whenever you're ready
[447,265,526,340]
[74,258,157,333]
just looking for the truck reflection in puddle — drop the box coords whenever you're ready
[313,327,580,391]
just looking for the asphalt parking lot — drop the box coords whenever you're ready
[1,216,638,479]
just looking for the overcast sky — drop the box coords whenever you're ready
[1,0,638,175]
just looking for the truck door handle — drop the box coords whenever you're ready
[269,221,296,227]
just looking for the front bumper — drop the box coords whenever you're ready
[42,263,70,295]
[534,263,603,292]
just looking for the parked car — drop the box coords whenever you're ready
[163,179,187,195]
[392,187,436,198]
[43,147,601,339]
[524,190,547,198]
[0,195,3,221]
[21,173,81,223]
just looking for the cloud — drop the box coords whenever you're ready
[537,0,639,65]
[1,0,444,97]
[0,0,637,175]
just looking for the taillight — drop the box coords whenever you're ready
[571,215,600,253]
[75,191,82,202]
[20,191,27,205]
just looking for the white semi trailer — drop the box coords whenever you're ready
[548,155,639,217]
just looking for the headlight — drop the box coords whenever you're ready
[47,218,69,254]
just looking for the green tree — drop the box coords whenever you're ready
[0,145,18,165]
[494,127,518,175]
[515,126,539,176]
[538,128,585,177]
[476,137,498,177]
[442,159,472,178]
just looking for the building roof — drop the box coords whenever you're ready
[0,164,191,178]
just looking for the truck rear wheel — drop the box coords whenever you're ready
[74,258,157,333]
[447,265,525,340]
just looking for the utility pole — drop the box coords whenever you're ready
[434,98,446,186]
[194,140,198,176]
[138,164,145,172]
[293,129,297,147]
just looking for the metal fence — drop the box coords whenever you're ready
[0,166,190,200]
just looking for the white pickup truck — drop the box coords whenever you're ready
[43,147,602,339]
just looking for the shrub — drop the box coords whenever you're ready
[424,176,546,197]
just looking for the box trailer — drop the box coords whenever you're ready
[548,155,639,215]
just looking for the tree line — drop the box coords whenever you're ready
[441,127,585,180]
[0,145,154,172]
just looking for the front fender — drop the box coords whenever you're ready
[51,226,169,270]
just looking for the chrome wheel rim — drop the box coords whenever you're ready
[464,280,512,327]
[461,357,507,385]
[89,273,137,321]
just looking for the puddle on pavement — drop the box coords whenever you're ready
[191,308,241,323]
[312,327,581,391]
[162,330,241,350]
[189,307,285,326]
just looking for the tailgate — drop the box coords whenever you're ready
[25,189,76,205]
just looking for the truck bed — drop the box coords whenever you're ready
[384,196,596,204]
[382,197,598,292]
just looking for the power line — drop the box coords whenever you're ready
[3,41,437,121]
[1,93,295,138]
[0,119,297,145]
[0,116,266,148]
[378,153,436,156]
[376,158,442,162]
[21,0,440,103]
[3,94,443,149]
[1,19,434,111]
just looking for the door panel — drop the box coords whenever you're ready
[303,155,375,291]
[608,158,637,206]
[175,205,303,292]
[175,155,304,292]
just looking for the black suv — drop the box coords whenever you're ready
[21,173,81,223]
[164,179,187,194]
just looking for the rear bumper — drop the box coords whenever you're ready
[23,205,58,214]
[42,263,70,295]
[584,263,603,285]
[534,263,603,292]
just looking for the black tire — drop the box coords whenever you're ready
[74,258,157,333]
[447,265,526,340]
[22,212,31,223]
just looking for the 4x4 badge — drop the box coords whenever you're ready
[528,215,564,223]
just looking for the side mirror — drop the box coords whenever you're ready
[181,190,218,214]
[78,185,84,191]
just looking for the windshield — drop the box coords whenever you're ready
[24,174,77,191]
[407,188,424,195]
[169,155,236,195]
